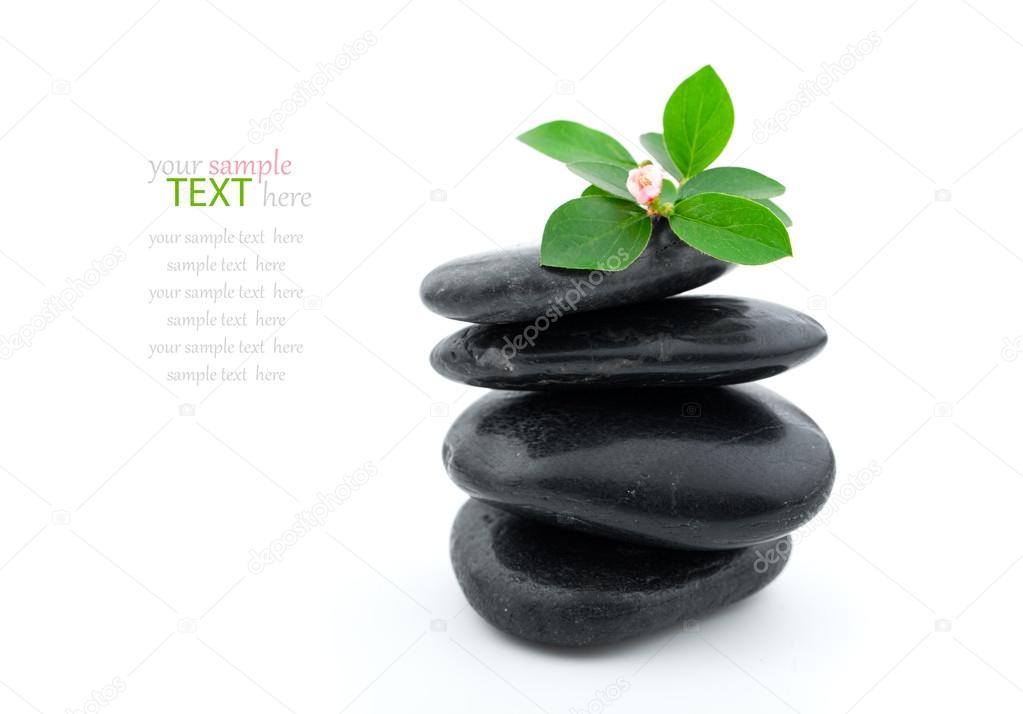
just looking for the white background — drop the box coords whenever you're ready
[2,1,1022,712]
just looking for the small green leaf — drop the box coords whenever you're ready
[581,185,636,205]
[659,179,678,204]
[581,184,613,198]
[541,197,651,271]
[518,120,634,166]
[640,132,682,179]
[681,167,784,199]
[669,192,791,265]
[566,162,633,200]
[755,198,792,227]
[663,66,734,179]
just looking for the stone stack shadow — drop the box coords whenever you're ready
[421,222,835,647]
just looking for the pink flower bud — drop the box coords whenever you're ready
[626,164,664,205]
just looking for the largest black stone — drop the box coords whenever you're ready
[452,499,791,646]
[420,220,731,324]
[430,295,827,389]
[443,385,835,550]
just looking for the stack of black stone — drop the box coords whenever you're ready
[420,222,835,647]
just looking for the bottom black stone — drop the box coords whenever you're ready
[451,499,791,647]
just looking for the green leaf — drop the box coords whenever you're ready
[669,192,791,265]
[681,167,784,199]
[541,197,651,271]
[640,132,682,179]
[663,65,734,179]
[581,185,636,205]
[566,162,633,200]
[755,198,792,227]
[581,184,613,198]
[518,120,634,166]
[659,179,678,204]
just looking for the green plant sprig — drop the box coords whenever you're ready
[518,65,793,271]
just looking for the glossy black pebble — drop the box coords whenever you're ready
[431,295,827,389]
[443,385,835,550]
[451,499,791,647]
[419,220,731,324]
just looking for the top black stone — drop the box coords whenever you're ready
[420,220,732,324]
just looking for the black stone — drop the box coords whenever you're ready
[443,385,834,550]
[430,296,826,389]
[420,220,732,324]
[451,499,791,647]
